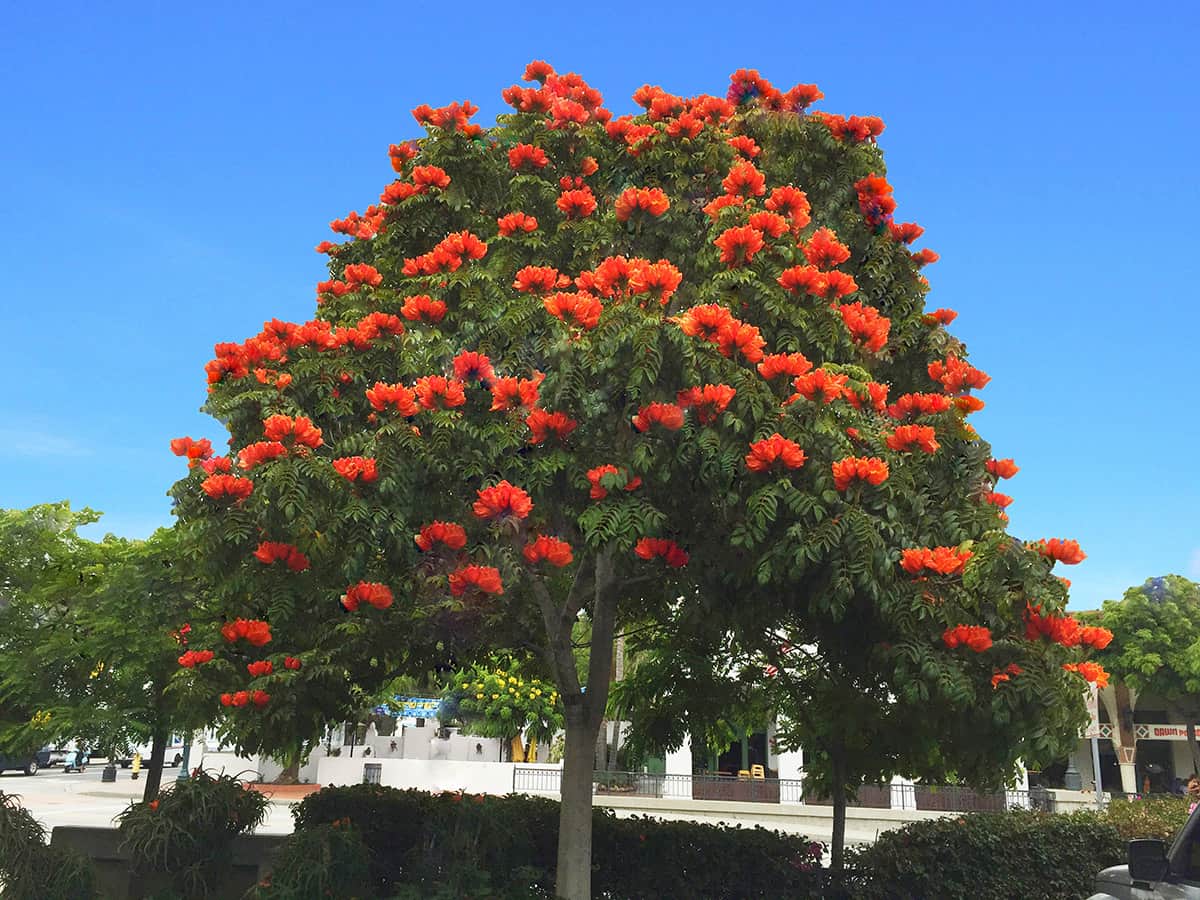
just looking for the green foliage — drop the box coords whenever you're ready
[116,768,270,899]
[286,784,825,898]
[1096,576,1200,703]
[1103,795,1191,842]
[837,809,1124,900]
[445,658,562,743]
[246,823,374,899]
[0,791,99,900]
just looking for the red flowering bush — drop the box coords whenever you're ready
[171,61,1100,891]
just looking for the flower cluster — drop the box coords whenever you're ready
[170,436,213,467]
[900,546,973,576]
[1031,538,1087,565]
[1024,605,1112,649]
[854,174,896,229]
[449,565,504,596]
[221,619,272,647]
[490,375,542,411]
[415,521,468,552]
[514,265,566,294]
[676,384,736,424]
[415,375,467,410]
[746,434,807,472]
[402,231,488,276]
[757,352,812,380]
[928,356,990,393]
[342,582,394,612]
[777,265,857,300]
[987,458,1020,479]
[789,369,849,404]
[508,143,549,170]
[238,441,287,470]
[178,649,214,668]
[544,291,604,329]
[473,481,533,520]
[586,465,641,499]
[366,382,419,415]
[413,100,481,135]
[837,302,890,352]
[885,425,939,454]
[991,663,1023,689]
[615,187,669,221]
[1063,661,1110,688]
[263,415,324,448]
[812,112,885,143]
[886,392,953,419]
[523,535,574,567]
[253,541,310,571]
[634,537,689,568]
[714,225,765,267]
[802,228,851,270]
[832,456,889,491]
[526,409,579,444]
[401,294,447,323]
[200,474,253,501]
[942,625,992,652]
[632,402,685,432]
[247,660,274,678]
[497,211,538,236]
[332,456,379,483]
[220,690,270,709]
[452,351,495,384]
[557,186,598,218]
[284,656,302,670]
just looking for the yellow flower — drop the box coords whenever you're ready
[509,676,518,684]
[476,693,485,699]
[461,683,469,689]
[491,693,499,699]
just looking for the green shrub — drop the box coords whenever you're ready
[0,791,98,900]
[1103,795,1190,842]
[839,809,1125,900]
[246,822,374,899]
[116,768,270,899]
[285,785,824,898]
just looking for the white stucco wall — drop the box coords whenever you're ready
[316,756,562,795]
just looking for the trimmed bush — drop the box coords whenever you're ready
[1103,795,1190,842]
[0,791,98,900]
[838,809,1125,900]
[247,822,374,899]
[286,785,824,898]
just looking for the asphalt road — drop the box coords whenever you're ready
[0,765,295,835]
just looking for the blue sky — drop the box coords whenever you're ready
[1,1,1196,609]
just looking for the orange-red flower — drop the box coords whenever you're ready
[900,546,972,576]
[586,464,642,500]
[513,265,565,294]
[473,481,533,520]
[199,456,232,475]
[342,263,384,289]
[629,260,683,306]
[984,492,1012,509]
[523,535,574,567]
[789,369,849,404]
[632,402,686,432]
[847,381,890,413]
[401,295,447,323]
[912,248,940,266]
[170,436,213,467]
[615,187,670,222]
[497,212,538,236]
[837,302,890,352]
[676,384,736,424]
[928,356,990,392]
[526,409,578,444]
[987,458,1020,479]
[557,186,597,218]
[703,194,744,219]
[178,649,214,668]
[832,456,889,491]
[1063,661,1109,688]
[802,228,851,270]
[886,425,939,454]
[763,186,811,231]
[544,291,603,329]
[253,541,310,571]
[415,521,468,552]
[886,392,953,419]
[1024,604,1084,646]
[922,308,958,326]
[342,582,394,612]
[942,624,992,653]
[221,618,272,647]
[201,474,254,501]
[778,265,858,300]
[449,565,504,596]
[746,434,807,472]
[508,143,549,169]
[757,352,813,380]
[264,415,323,449]
[747,211,790,239]
[714,225,765,267]
[1031,538,1087,565]
[238,441,287,470]
[414,376,467,410]
[675,304,735,341]
[1081,626,1114,650]
[411,165,451,191]
[283,656,302,671]
[727,135,760,158]
[991,663,1023,689]
[453,351,495,384]
[366,382,419,416]
[490,374,543,411]
[247,660,274,678]
[888,222,925,244]
[854,173,896,227]
[356,312,405,341]
[332,456,379,484]
[722,161,766,198]
[634,537,689,568]
[716,321,766,363]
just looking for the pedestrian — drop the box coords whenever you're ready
[1187,775,1200,814]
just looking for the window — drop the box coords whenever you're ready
[363,763,382,785]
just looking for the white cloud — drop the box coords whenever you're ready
[0,427,90,458]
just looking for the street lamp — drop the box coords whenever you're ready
[176,731,193,782]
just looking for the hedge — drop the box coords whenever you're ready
[282,784,825,898]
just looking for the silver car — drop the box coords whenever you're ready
[1090,808,1200,899]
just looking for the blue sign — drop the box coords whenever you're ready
[374,696,441,719]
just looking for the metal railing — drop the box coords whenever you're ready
[513,767,1050,812]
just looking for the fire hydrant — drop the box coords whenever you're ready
[131,753,142,780]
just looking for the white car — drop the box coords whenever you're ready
[1090,808,1200,899]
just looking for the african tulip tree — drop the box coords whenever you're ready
[170,62,1104,895]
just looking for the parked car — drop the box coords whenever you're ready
[1090,804,1200,898]
[0,751,40,775]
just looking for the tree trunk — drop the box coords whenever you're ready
[829,751,847,872]
[607,633,625,771]
[557,716,599,900]
[274,753,301,785]
[140,729,168,804]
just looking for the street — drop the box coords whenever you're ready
[0,765,296,836]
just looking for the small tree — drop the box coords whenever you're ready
[170,62,1100,893]
[1096,575,1200,772]
[444,659,563,760]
